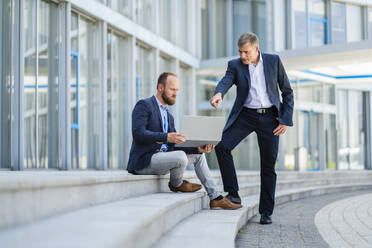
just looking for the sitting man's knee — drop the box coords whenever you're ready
[174,151,188,167]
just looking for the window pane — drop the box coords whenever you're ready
[24,0,37,168]
[71,15,100,169]
[136,44,154,101]
[1,0,14,169]
[159,0,172,41]
[233,0,250,55]
[215,0,227,57]
[107,31,130,169]
[309,0,325,19]
[310,20,325,46]
[135,0,153,31]
[346,4,362,42]
[107,0,131,18]
[368,7,372,40]
[252,1,267,51]
[37,0,60,169]
[178,0,188,51]
[331,2,346,44]
[179,65,191,117]
[294,0,307,49]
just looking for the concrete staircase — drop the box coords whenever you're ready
[0,170,372,248]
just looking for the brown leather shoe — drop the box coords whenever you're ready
[168,180,202,193]
[210,197,242,210]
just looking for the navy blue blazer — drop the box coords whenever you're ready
[214,53,294,132]
[127,96,199,171]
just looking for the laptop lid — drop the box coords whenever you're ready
[175,116,225,147]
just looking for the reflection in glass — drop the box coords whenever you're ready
[1,0,14,169]
[70,14,100,169]
[369,8,372,40]
[136,44,153,101]
[252,0,267,52]
[159,0,172,41]
[215,0,227,58]
[24,0,37,168]
[233,0,250,56]
[107,31,130,169]
[135,0,153,31]
[294,0,307,49]
[23,0,59,169]
[107,0,131,18]
[331,2,346,44]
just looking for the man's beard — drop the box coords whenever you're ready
[162,92,176,105]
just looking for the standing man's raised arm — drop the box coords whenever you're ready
[210,61,236,109]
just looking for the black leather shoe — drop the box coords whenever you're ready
[226,193,241,205]
[260,214,272,225]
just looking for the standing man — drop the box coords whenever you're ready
[127,72,242,210]
[210,32,294,224]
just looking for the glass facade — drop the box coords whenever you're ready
[233,0,250,55]
[24,0,60,169]
[107,0,131,18]
[331,2,346,44]
[136,44,154,101]
[71,13,100,169]
[159,0,172,42]
[294,0,307,49]
[107,30,130,169]
[135,0,153,31]
[1,0,14,169]
[346,4,362,42]
[337,90,366,170]
[1,0,372,172]
[369,7,372,40]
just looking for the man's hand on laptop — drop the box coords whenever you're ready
[198,144,215,153]
[167,133,186,144]
[210,93,223,109]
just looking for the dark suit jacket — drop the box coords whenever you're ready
[127,96,199,171]
[214,53,294,132]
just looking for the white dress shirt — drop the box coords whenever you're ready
[244,52,273,109]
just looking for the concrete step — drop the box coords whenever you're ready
[155,182,372,248]
[1,170,372,228]
[0,192,208,248]
[1,173,372,248]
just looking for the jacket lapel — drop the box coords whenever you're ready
[262,53,271,89]
[240,59,251,89]
[151,96,163,131]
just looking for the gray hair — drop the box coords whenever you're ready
[237,32,259,47]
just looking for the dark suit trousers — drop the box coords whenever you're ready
[215,107,279,215]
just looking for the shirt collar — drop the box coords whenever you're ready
[249,52,263,67]
[155,95,168,112]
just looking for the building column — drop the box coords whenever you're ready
[98,21,108,170]
[60,2,71,170]
[190,68,197,116]
[11,0,24,170]
[195,0,202,58]
[364,91,372,170]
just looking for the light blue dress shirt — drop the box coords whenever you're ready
[155,96,169,152]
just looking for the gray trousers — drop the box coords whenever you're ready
[135,151,220,200]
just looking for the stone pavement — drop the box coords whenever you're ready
[235,190,372,248]
[315,192,372,248]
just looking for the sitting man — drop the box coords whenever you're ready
[127,72,242,210]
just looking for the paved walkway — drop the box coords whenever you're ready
[315,192,372,248]
[235,190,372,248]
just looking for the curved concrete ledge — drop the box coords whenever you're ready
[315,192,372,248]
[155,183,372,248]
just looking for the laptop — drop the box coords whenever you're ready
[175,116,225,148]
